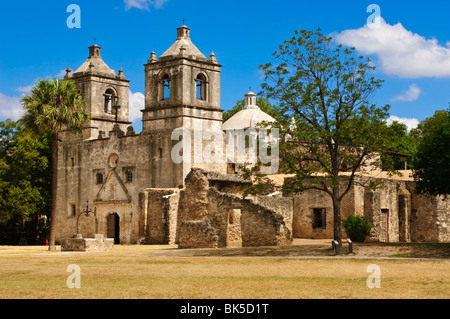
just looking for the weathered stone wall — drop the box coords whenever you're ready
[252,195,293,233]
[288,174,449,243]
[289,176,415,242]
[227,209,243,248]
[376,179,401,242]
[406,182,449,242]
[177,169,292,248]
[363,190,381,241]
[207,188,292,247]
[436,196,450,242]
[363,179,411,243]
[289,178,355,239]
[359,177,414,242]
[177,218,220,249]
[141,189,180,244]
[55,129,151,244]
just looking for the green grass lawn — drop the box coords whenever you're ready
[0,245,448,299]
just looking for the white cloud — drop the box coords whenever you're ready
[13,70,67,96]
[129,91,144,122]
[391,84,422,102]
[335,18,450,78]
[124,0,167,11]
[56,69,67,78]
[0,93,23,121]
[15,85,33,94]
[386,115,420,132]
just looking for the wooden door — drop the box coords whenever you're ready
[107,213,120,244]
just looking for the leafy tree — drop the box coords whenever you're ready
[21,79,89,250]
[412,108,450,196]
[381,121,416,170]
[244,29,391,246]
[223,97,288,123]
[0,120,51,244]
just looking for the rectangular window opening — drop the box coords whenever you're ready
[312,208,326,229]
[96,173,104,185]
[68,203,76,218]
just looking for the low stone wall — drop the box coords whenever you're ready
[61,235,114,252]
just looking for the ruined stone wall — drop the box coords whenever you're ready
[141,189,180,244]
[176,169,292,248]
[207,188,292,247]
[406,182,449,242]
[252,195,293,233]
[363,190,381,241]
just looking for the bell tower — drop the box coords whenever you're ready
[143,25,226,188]
[65,44,131,139]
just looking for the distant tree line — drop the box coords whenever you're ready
[0,120,51,244]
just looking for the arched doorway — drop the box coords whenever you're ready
[107,213,120,244]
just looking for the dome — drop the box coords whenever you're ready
[73,44,117,78]
[222,91,276,130]
[159,25,207,62]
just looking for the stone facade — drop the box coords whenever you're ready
[406,182,449,242]
[142,25,226,188]
[288,172,449,243]
[56,26,226,244]
[55,25,449,247]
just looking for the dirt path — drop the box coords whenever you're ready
[149,239,450,259]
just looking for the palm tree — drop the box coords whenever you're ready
[21,79,89,250]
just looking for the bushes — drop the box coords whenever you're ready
[342,215,371,242]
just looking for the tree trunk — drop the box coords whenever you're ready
[48,132,58,251]
[332,187,342,247]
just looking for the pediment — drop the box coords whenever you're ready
[95,171,131,203]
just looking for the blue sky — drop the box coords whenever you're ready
[1,0,450,132]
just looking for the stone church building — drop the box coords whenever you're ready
[54,25,449,247]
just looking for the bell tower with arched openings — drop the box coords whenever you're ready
[143,25,226,187]
[65,43,131,139]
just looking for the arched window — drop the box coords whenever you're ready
[126,170,133,183]
[104,88,117,114]
[195,73,207,100]
[160,74,170,101]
